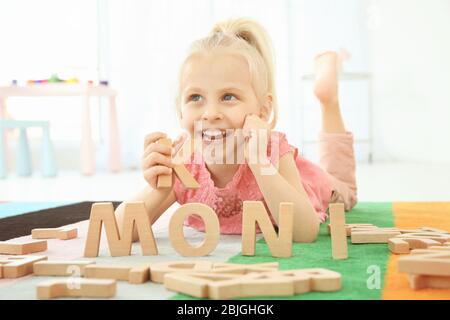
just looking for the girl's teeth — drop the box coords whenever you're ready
[202,130,227,141]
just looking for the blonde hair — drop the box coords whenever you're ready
[176,18,278,129]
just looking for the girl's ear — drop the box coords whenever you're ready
[259,94,273,122]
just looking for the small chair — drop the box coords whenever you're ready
[0,120,57,178]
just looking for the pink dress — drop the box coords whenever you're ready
[173,131,333,234]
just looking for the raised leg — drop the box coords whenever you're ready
[313,51,346,134]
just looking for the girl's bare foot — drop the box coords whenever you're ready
[313,51,339,107]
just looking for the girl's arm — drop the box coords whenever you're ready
[249,152,320,243]
[115,185,177,241]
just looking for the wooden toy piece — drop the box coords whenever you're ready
[84,264,151,284]
[389,238,441,254]
[351,229,401,244]
[150,261,215,283]
[149,261,279,283]
[419,227,450,234]
[329,203,348,260]
[241,201,293,258]
[34,261,95,276]
[0,255,47,278]
[128,264,151,284]
[36,278,116,299]
[212,262,279,275]
[407,274,450,290]
[291,268,342,292]
[173,164,200,188]
[84,201,158,257]
[210,268,342,300]
[164,272,243,298]
[85,265,130,281]
[0,240,47,255]
[410,246,450,255]
[32,227,78,240]
[169,203,220,257]
[398,252,450,276]
[327,223,375,236]
[388,232,450,254]
[165,268,342,299]
[156,138,173,188]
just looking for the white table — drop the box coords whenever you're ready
[0,84,121,175]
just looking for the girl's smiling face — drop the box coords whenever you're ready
[178,51,269,143]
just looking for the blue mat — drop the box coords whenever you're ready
[0,202,77,219]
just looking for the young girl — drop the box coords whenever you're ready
[115,18,357,243]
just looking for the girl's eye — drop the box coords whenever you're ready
[223,94,237,101]
[189,94,202,102]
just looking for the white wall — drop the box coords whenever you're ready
[2,0,450,174]
[369,0,450,163]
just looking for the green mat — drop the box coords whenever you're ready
[172,202,394,300]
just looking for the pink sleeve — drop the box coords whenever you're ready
[268,131,298,164]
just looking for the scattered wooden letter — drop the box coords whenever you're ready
[388,232,450,254]
[32,227,78,240]
[156,138,200,189]
[0,240,47,255]
[329,203,348,260]
[83,201,158,257]
[0,255,47,278]
[33,261,95,276]
[241,201,293,258]
[169,203,220,257]
[149,261,279,283]
[84,264,150,284]
[164,268,341,299]
[36,278,116,299]
[398,252,450,276]
[407,274,450,290]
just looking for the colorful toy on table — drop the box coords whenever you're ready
[25,74,82,85]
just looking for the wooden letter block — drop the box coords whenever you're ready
[164,268,341,299]
[329,203,348,260]
[327,224,376,236]
[0,255,47,278]
[36,278,116,299]
[0,240,47,255]
[388,232,450,254]
[149,261,279,283]
[169,203,220,257]
[351,230,401,244]
[32,227,77,240]
[407,274,450,290]
[164,272,243,298]
[242,201,293,258]
[212,262,279,275]
[150,261,215,283]
[84,264,150,284]
[34,261,95,276]
[84,201,158,257]
[156,138,173,188]
[156,138,200,189]
[410,246,450,255]
[173,164,200,188]
[398,252,450,276]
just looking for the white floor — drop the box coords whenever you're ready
[1,162,450,202]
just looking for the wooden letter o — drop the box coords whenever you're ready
[169,203,220,256]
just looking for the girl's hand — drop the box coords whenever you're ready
[242,113,271,164]
[142,132,185,189]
